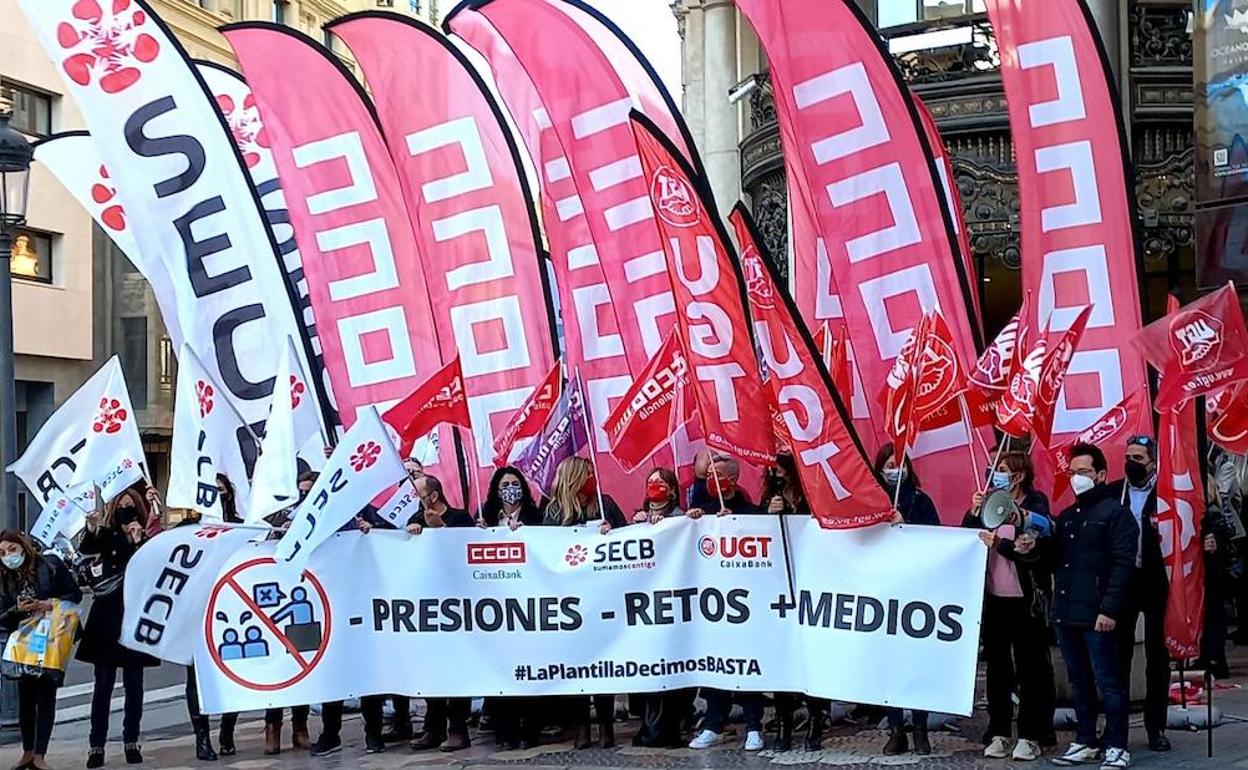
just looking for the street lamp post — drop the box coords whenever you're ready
[0,111,33,536]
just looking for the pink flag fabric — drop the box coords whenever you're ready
[329,12,559,498]
[737,0,987,520]
[985,0,1152,486]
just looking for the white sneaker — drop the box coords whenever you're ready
[1100,748,1131,769]
[1052,743,1101,765]
[1012,738,1042,761]
[984,736,1011,758]
[744,731,764,751]
[688,729,721,750]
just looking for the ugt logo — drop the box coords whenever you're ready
[741,249,774,311]
[56,0,160,95]
[1171,310,1222,369]
[651,166,699,228]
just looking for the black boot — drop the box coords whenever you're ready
[194,723,218,762]
[598,717,615,749]
[883,728,907,756]
[773,712,793,752]
[218,725,236,757]
[573,722,592,750]
[805,708,826,752]
[912,727,931,756]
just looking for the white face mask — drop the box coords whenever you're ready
[1070,474,1097,496]
[1,552,25,570]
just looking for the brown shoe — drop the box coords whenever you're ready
[264,724,281,756]
[439,733,470,752]
[410,732,444,751]
[291,722,311,751]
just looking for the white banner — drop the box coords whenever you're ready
[18,0,309,438]
[248,337,322,524]
[168,345,252,520]
[28,483,96,547]
[121,523,264,665]
[8,357,146,505]
[174,517,984,716]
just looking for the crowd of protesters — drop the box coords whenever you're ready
[1,437,1245,769]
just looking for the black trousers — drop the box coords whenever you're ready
[90,664,145,747]
[18,677,58,754]
[1117,574,1170,738]
[981,595,1057,742]
[633,689,694,747]
[490,696,544,746]
[423,697,471,738]
[264,705,310,728]
[184,666,238,734]
[390,695,411,729]
[321,698,385,741]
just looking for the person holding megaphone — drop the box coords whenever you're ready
[962,450,1056,763]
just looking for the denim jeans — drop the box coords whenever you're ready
[90,664,144,747]
[1055,624,1128,750]
[702,690,763,734]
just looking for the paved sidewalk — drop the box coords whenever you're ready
[9,660,1248,769]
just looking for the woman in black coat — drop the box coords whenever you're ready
[0,530,82,770]
[78,488,161,768]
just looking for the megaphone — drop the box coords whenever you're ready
[980,489,1019,530]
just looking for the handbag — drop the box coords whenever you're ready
[2,599,82,685]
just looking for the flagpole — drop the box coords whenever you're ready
[574,370,608,522]
[892,447,906,512]
[461,427,480,518]
[287,335,332,449]
[958,393,987,492]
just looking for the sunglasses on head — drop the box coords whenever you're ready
[1127,436,1155,449]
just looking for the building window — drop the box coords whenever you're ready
[121,317,148,410]
[878,0,986,27]
[158,335,175,391]
[9,230,53,284]
[409,0,420,13]
[273,0,287,24]
[3,81,53,138]
[376,0,395,6]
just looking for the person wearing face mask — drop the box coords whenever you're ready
[78,489,161,768]
[686,457,761,518]
[482,466,544,529]
[1104,435,1171,754]
[543,457,626,748]
[870,444,939,755]
[633,467,684,524]
[962,451,1056,762]
[0,531,81,770]
[1015,443,1137,769]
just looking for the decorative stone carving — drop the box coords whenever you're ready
[748,73,775,132]
[747,169,789,278]
[1135,126,1195,266]
[889,19,999,85]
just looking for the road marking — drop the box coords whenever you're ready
[55,684,185,724]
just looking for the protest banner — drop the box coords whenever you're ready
[144,517,985,716]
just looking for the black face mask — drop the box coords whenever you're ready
[1125,459,1151,487]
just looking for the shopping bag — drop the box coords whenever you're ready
[2,599,81,685]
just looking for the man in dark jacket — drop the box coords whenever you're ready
[1106,435,1171,753]
[1017,443,1138,769]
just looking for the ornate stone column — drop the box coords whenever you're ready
[675,0,706,153]
[702,0,741,212]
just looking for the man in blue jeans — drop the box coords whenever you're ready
[1016,443,1138,769]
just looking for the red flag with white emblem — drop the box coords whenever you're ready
[882,314,932,465]
[383,357,472,457]
[1048,390,1150,500]
[1158,396,1206,659]
[995,323,1047,439]
[1208,381,1248,454]
[1033,305,1094,448]
[605,330,694,473]
[493,360,564,467]
[1134,283,1248,410]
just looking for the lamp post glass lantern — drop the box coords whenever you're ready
[0,111,34,537]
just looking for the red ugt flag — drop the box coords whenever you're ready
[913,310,971,431]
[1158,397,1206,659]
[493,360,563,467]
[1209,381,1248,454]
[605,329,694,473]
[1032,305,1094,448]
[383,357,472,456]
[1134,283,1248,410]
[995,317,1047,439]
[882,313,931,464]
[630,113,772,465]
[733,206,891,527]
[1049,390,1150,500]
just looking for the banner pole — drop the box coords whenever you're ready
[711,459,728,513]
[959,394,986,492]
[778,512,797,603]
[892,447,905,512]
[460,427,480,518]
[1208,670,1214,758]
[574,371,608,522]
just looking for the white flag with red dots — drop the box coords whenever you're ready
[168,345,253,521]
[248,337,323,524]
[274,408,405,572]
[8,356,147,508]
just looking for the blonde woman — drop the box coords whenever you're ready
[541,457,627,748]
[542,457,627,532]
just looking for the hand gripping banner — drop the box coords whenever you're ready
[984,0,1152,486]
[731,205,891,527]
[219,23,465,503]
[630,114,772,465]
[327,12,559,498]
[737,0,988,519]
[446,0,704,505]
[17,0,317,444]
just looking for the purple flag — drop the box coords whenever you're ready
[514,375,588,495]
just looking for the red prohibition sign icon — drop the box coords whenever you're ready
[204,557,332,691]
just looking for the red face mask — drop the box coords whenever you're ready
[579,475,598,500]
[645,481,670,504]
[707,475,735,499]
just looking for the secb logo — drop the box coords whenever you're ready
[566,538,657,572]
[698,536,774,569]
